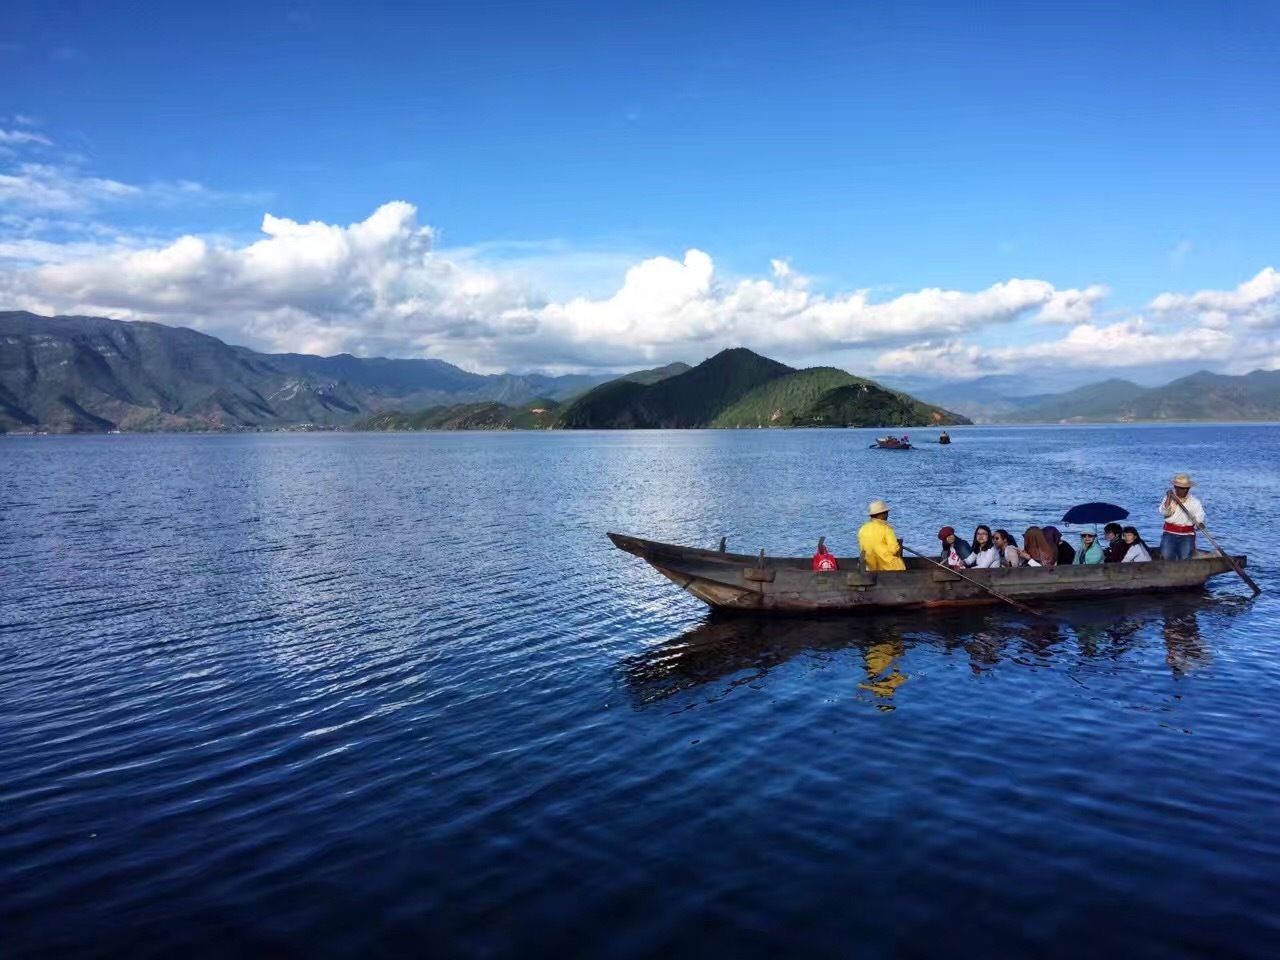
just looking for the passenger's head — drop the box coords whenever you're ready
[994,529,1016,548]
[1023,527,1054,565]
[972,525,993,548]
[1042,525,1062,548]
[1121,525,1142,544]
[1080,525,1098,548]
[937,525,956,544]
[867,498,890,520]
[1104,522,1123,541]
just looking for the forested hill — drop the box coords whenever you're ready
[557,348,970,429]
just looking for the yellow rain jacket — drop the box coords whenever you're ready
[858,518,906,571]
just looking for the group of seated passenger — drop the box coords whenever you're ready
[937,522,1153,570]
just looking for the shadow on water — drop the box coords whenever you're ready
[620,591,1254,709]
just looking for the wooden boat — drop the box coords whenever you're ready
[607,532,1247,614]
[872,435,913,450]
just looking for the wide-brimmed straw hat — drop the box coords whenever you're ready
[1171,473,1196,489]
[868,499,890,516]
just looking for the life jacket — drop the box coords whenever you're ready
[812,540,839,571]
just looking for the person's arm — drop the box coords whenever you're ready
[1159,493,1174,519]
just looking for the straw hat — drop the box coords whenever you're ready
[1171,473,1196,489]
[868,499,891,516]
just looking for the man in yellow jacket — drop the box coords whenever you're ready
[858,499,907,571]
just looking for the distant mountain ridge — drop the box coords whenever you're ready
[991,370,1280,423]
[0,311,631,432]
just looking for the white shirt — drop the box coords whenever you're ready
[965,545,1001,569]
[1122,541,1153,562]
[1160,492,1204,528]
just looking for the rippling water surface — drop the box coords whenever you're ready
[2,426,1279,958]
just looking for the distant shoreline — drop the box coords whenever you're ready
[8,419,1280,437]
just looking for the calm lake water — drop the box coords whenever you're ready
[2,425,1279,959]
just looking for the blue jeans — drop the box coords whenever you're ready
[1160,532,1195,561]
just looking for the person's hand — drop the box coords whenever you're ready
[1196,522,1206,530]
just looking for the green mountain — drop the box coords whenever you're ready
[710,367,857,427]
[558,348,794,428]
[805,381,970,427]
[558,348,968,429]
[0,311,627,432]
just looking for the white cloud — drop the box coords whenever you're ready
[1035,284,1108,324]
[0,129,53,147]
[0,161,266,214]
[1149,266,1280,329]
[0,162,142,212]
[0,198,1273,378]
[3,201,1118,370]
[875,318,1235,379]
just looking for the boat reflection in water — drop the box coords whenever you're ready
[620,594,1239,710]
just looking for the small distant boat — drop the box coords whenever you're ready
[938,431,951,445]
[608,533,1245,614]
[871,435,912,450]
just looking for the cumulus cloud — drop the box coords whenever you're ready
[0,194,1272,377]
[1035,284,1108,324]
[1149,266,1280,330]
[2,200,1124,370]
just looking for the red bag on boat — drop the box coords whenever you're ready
[812,539,839,571]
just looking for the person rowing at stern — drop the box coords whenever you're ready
[1160,473,1205,561]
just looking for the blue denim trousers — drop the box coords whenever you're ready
[1160,532,1195,560]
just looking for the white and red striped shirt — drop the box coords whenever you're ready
[1159,493,1204,536]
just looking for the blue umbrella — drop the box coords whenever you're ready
[1061,502,1129,525]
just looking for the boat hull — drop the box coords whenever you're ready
[608,533,1246,614]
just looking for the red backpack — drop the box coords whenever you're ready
[812,537,839,571]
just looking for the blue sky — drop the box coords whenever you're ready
[2,0,1278,382]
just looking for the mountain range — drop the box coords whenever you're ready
[909,370,1280,423]
[3,310,1277,432]
[0,311,675,432]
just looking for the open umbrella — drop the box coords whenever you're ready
[1061,502,1129,525]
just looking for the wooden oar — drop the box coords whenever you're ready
[901,544,1053,619]
[1170,492,1261,595]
